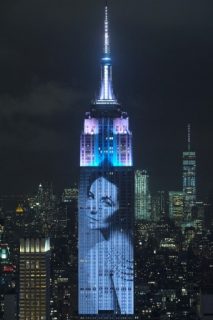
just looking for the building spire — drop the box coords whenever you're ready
[188,123,191,151]
[104,1,110,55]
[96,1,117,104]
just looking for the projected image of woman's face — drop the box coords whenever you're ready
[86,177,118,229]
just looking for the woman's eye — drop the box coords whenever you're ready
[88,191,95,200]
[101,196,113,207]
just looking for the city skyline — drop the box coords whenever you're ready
[0,0,212,196]
[0,2,213,318]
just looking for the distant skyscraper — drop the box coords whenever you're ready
[151,191,168,221]
[37,183,44,207]
[183,124,196,220]
[135,170,151,220]
[37,183,55,210]
[62,187,78,203]
[169,191,184,225]
[19,238,50,320]
[78,2,134,316]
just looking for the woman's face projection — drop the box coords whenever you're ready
[86,177,119,229]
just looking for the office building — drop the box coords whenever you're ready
[183,124,196,220]
[169,191,184,225]
[62,187,78,203]
[135,170,151,220]
[78,2,134,316]
[151,191,168,221]
[19,238,50,320]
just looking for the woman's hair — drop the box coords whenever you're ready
[87,170,133,237]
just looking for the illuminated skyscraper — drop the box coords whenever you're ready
[78,2,134,316]
[19,238,50,320]
[135,170,151,220]
[183,124,196,221]
[151,191,168,222]
[169,191,184,225]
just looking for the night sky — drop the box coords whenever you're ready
[0,0,213,196]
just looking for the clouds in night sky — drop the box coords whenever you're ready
[0,83,84,148]
[0,0,213,194]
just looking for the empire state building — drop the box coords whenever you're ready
[78,2,134,317]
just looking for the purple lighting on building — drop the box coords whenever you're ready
[80,115,132,167]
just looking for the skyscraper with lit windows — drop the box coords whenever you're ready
[78,2,134,317]
[183,124,196,221]
[169,191,184,225]
[135,170,151,220]
[19,238,50,320]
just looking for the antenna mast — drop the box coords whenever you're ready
[188,124,191,151]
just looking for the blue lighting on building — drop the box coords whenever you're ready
[78,2,134,316]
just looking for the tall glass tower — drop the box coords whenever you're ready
[78,2,134,317]
[183,124,196,221]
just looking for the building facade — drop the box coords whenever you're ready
[151,191,168,222]
[19,238,50,320]
[0,243,17,320]
[135,170,151,220]
[169,191,184,225]
[183,124,196,221]
[78,3,134,316]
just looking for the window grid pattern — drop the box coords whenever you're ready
[80,114,132,167]
[19,238,50,320]
[182,151,196,220]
